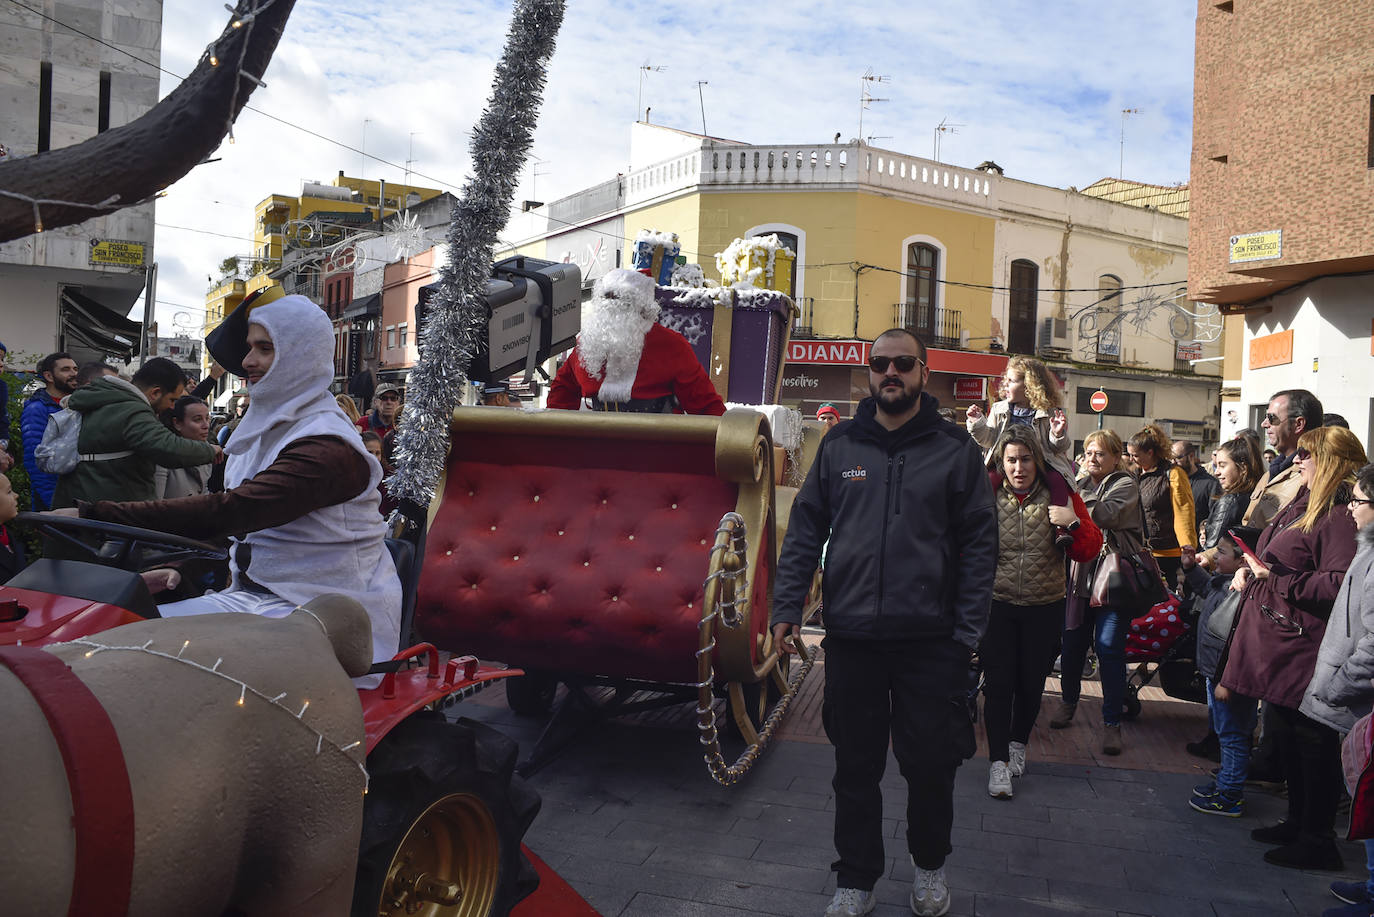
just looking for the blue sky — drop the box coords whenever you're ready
[150,0,1198,335]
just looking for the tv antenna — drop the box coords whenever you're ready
[1120,108,1141,178]
[695,80,709,136]
[933,116,963,163]
[866,135,892,146]
[858,68,889,145]
[638,62,666,123]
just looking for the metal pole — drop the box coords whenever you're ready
[695,81,708,136]
[140,261,158,367]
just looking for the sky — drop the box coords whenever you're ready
[149,0,1199,337]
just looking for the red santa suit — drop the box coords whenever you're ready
[548,268,725,416]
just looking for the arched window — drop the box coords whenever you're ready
[1007,259,1038,354]
[1096,274,1123,364]
[906,243,939,319]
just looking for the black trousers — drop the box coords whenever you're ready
[981,599,1064,762]
[822,635,974,889]
[1270,703,1343,844]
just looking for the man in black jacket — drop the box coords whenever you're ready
[772,328,997,917]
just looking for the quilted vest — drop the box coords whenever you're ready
[993,482,1066,605]
[1137,463,1179,552]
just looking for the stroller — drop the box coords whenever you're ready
[1120,591,1209,719]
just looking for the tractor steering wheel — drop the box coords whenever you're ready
[18,512,227,569]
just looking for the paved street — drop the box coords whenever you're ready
[466,645,1367,917]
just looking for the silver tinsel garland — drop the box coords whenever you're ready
[385,0,566,510]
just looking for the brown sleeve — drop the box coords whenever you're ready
[81,436,373,540]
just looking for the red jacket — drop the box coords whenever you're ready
[547,323,725,416]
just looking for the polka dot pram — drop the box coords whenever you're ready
[1120,591,1208,720]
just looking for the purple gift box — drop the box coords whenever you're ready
[654,286,795,405]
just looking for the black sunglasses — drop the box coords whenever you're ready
[868,355,925,374]
[1260,603,1303,635]
[1294,447,1312,461]
[1264,412,1286,425]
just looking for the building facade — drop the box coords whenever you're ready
[501,124,1221,447]
[0,0,162,366]
[1189,0,1374,449]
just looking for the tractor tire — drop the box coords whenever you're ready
[503,671,558,717]
[352,713,541,917]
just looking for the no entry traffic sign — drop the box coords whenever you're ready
[1090,389,1109,413]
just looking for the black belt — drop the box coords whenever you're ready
[590,394,677,413]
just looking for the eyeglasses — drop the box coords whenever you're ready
[868,355,925,374]
[1293,447,1312,461]
[1350,497,1374,508]
[1264,412,1286,425]
[1260,603,1304,635]
[376,394,400,402]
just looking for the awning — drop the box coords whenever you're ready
[341,293,381,320]
[61,288,142,360]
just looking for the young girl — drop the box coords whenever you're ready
[967,355,1076,545]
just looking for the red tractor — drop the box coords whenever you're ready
[0,512,542,917]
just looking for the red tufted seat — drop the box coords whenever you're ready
[415,409,774,686]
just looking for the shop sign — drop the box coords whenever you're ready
[89,238,146,267]
[1249,329,1294,370]
[953,377,985,401]
[1175,342,1202,361]
[787,339,870,365]
[1229,230,1282,264]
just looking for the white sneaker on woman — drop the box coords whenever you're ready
[911,864,951,916]
[824,887,875,916]
[988,760,1013,798]
[1008,741,1027,777]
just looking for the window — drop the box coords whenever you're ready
[399,323,408,348]
[1096,274,1123,364]
[907,243,939,314]
[386,325,397,349]
[38,61,52,153]
[98,70,111,133]
[1075,386,1145,417]
[1007,259,1038,354]
[744,223,805,302]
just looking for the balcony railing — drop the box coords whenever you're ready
[792,297,815,337]
[893,302,961,349]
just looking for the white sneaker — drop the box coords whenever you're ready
[988,760,1013,798]
[825,887,875,916]
[1008,741,1027,777]
[911,864,951,916]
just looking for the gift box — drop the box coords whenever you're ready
[655,285,795,405]
[715,235,796,296]
[632,230,681,286]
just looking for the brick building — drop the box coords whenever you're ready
[1189,0,1374,448]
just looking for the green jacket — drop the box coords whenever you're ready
[53,377,216,508]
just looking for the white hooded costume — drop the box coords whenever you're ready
[160,296,402,676]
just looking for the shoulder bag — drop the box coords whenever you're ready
[1088,474,1169,613]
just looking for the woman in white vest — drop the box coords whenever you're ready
[71,291,402,681]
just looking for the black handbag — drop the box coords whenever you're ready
[1204,587,1245,642]
[1089,530,1169,613]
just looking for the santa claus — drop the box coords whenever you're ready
[548,268,725,415]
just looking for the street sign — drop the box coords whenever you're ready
[89,238,146,267]
[1090,389,1109,413]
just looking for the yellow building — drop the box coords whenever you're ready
[202,172,444,351]
[501,124,1213,437]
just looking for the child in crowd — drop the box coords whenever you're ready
[967,355,1076,547]
[1183,533,1254,816]
[0,474,24,582]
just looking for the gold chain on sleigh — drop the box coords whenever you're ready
[695,512,815,786]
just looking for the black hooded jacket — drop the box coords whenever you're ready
[772,393,998,649]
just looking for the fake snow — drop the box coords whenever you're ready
[715,234,796,291]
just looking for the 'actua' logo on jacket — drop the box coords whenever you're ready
[841,465,867,480]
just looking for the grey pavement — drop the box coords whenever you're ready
[463,686,1366,917]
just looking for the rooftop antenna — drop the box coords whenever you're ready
[360,118,370,179]
[866,135,892,146]
[637,62,666,123]
[695,80,709,136]
[933,116,963,163]
[1120,108,1141,178]
[404,131,422,191]
[858,67,889,145]
[529,156,551,200]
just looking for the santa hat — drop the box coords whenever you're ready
[816,404,840,422]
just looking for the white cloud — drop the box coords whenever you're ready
[150,0,1196,333]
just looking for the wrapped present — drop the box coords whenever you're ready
[715,234,796,296]
[632,229,680,285]
[656,285,795,405]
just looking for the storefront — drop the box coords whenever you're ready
[778,339,1008,419]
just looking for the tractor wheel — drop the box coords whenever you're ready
[352,713,541,917]
[503,671,558,717]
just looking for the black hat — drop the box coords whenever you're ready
[205,285,287,375]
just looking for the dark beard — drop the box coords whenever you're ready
[871,381,918,415]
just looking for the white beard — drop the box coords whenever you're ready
[577,297,660,403]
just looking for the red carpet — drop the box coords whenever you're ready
[512,845,601,916]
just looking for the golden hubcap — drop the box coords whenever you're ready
[379,792,500,917]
